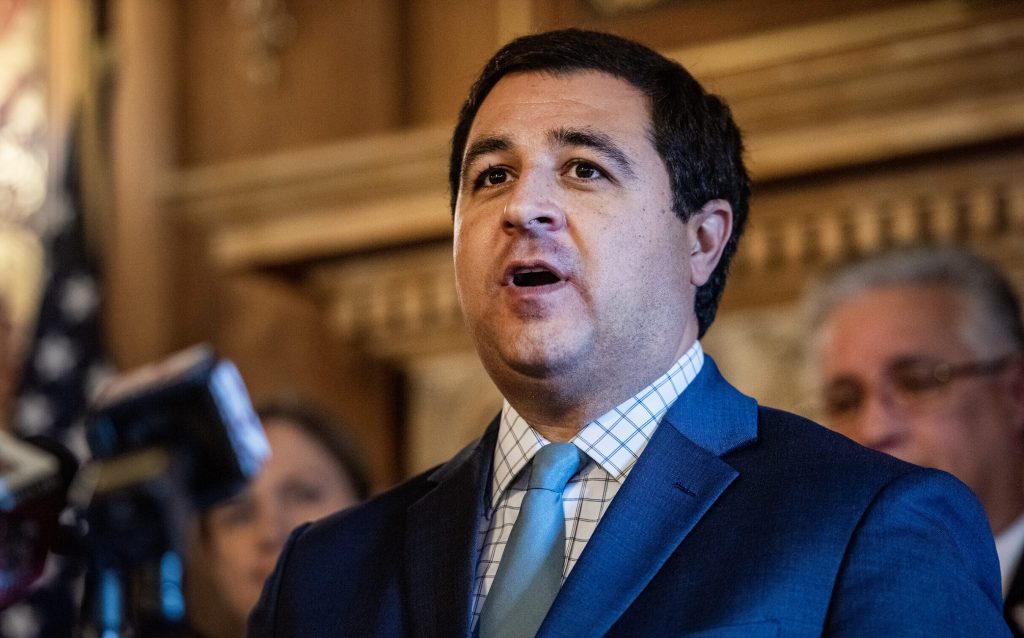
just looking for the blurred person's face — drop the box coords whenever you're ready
[816,283,1024,525]
[205,419,361,620]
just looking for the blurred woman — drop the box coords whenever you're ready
[188,399,371,637]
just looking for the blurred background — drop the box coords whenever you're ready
[2,0,1023,494]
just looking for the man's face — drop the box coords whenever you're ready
[453,71,702,404]
[817,283,1024,505]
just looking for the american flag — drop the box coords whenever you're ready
[0,126,113,638]
[0,0,115,634]
[12,149,111,453]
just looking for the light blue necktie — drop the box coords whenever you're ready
[479,442,587,638]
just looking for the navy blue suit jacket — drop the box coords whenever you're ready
[248,358,1009,637]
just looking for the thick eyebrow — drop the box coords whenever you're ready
[551,127,636,179]
[459,128,637,189]
[460,136,511,187]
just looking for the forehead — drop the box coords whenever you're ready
[822,283,974,366]
[468,70,654,147]
[261,420,335,474]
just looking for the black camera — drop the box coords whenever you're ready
[84,343,269,510]
[0,433,66,610]
[75,344,270,635]
[1,345,269,634]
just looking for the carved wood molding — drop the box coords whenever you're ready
[163,125,453,271]
[724,150,1024,310]
[666,0,1024,179]
[307,242,469,361]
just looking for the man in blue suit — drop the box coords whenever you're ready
[248,29,1009,637]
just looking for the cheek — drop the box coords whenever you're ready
[608,207,681,261]
[454,230,484,292]
[284,503,337,531]
[592,226,678,298]
[210,534,250,586]
[913,393,996,469]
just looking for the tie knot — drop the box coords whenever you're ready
[529,442,585,492]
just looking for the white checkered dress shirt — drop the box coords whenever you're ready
[469,341,705,625]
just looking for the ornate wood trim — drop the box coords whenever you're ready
[163,125,452,271]
[307,242,467,361]
[666,1,1024,178]
[725,150,1024,309]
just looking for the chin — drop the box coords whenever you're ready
[226,593,259,623]
[501,344,592,384]
[472,318,591,379]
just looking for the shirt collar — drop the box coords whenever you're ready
[996,511,1024,596]
[490,342,705,508]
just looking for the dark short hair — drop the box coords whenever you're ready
[448,28,750,337]
[257,398,372,500]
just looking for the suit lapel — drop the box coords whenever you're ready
[541,357,758,637]
[405,417,499,638]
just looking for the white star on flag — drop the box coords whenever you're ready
[59,274,99,323]
[33,334,77,382]
[15,392,54,435]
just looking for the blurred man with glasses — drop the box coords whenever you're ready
[808,245,1024,635]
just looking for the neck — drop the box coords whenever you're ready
[490,330,699,443]
[507,348,699,443]
[978,456,1024,534]
[503,376,642,442]
[987,490,1024,536]
[506,390,607,443]
[523,411,592,443]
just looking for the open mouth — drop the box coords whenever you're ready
[503,260,567,289]
[512,268,561,287]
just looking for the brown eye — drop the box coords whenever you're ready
[823,379,864,417]
[570,161,602,180]
[281,479,324,504]
[476,167,510,188]
[213,498,256,528]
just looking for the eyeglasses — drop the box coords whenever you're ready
[822,353,1018,427]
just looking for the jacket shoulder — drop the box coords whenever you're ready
[748,405,912,482]
[299,466,439,551]
[247,468,441,637]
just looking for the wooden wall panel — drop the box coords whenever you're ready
[213,273,400,486]
[534,0,904,48]
[179,0,405,165]
[109,0,179,366]
[402,0,507,127]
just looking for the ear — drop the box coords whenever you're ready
[686,199,733,287]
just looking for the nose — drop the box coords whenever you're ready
[254,508,291,554]
[501,175,566,235]
[849,386,906,452]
